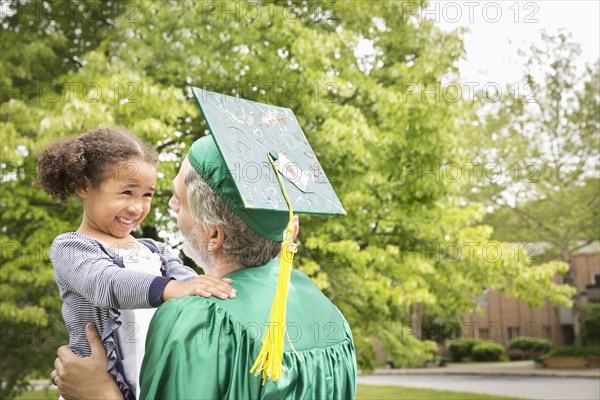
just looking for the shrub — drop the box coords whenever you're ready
[449,338,483,361]
[546,345,600,358]
[507,348,526,360]
[582,303,600,345]
[471,342,505,361]
[386,339,439,368]
[508,336,551,353]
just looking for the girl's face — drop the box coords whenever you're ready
[78,159,157,239]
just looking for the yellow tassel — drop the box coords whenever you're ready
[250,154,302,384]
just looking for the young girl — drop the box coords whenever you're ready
[35,127,236,400]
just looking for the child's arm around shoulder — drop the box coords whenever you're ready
[50,234,171,309]
[139,239,236,301]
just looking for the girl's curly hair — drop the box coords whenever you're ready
[35,127,158,203]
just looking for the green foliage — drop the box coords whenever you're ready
[448,338,483,361]
[582,303,600,345]
[471,342,505,362]
[421,310,463,344]
[379,322,438,368]
[546,345,600,358]
[0,0,578,394]
[508,336,551,353]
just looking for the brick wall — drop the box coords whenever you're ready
[462,252,600,347]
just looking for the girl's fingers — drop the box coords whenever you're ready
[197,275,232,285]
[205,277,236,292]
[197,283,235,299]
[292,215,300,240]
[192,276,236,299]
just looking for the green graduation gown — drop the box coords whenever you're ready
[139,259,357,400]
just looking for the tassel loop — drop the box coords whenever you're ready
[286,242,298,253]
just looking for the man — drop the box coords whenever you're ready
[54,91,357,399]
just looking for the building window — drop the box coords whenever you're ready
[592,272,600,287]
[507,326,520,340]
[476,288,489,305]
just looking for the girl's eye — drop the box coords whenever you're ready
[122,191,133,196]
[144,193,154,198]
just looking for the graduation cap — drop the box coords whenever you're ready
[187,88,345,382]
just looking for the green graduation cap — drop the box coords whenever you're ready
[190,87,345,221]
[187,88,346,383]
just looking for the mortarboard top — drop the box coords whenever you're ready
[190,87,346,218]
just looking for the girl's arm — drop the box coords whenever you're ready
[50,235,170,309]
[51,235,234,309]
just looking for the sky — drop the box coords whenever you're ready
[422,0,599,209]
[430,0,600,85]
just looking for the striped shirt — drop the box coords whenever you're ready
[49,232,198,400]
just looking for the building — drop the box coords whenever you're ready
[462,249,600,347]
[373,246,599,365]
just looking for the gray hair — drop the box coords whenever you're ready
[184,166,282,268]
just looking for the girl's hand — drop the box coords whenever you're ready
[162,275,236,302]
[289,215,299,241]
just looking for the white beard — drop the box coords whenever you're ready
[181,223,210,267]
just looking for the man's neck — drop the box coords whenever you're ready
[200,252,243,277]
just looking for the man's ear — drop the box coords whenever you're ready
[207,225,225,252]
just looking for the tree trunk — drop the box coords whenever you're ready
[411,302,424,340]
[562,246,583,346]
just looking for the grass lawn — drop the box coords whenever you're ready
[357,384,525,400]
[16,386,524,400]
[14,389,59,400]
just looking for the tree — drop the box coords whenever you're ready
[1,1,575,395]
[1,1,137,396]
[470,31,600,346]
